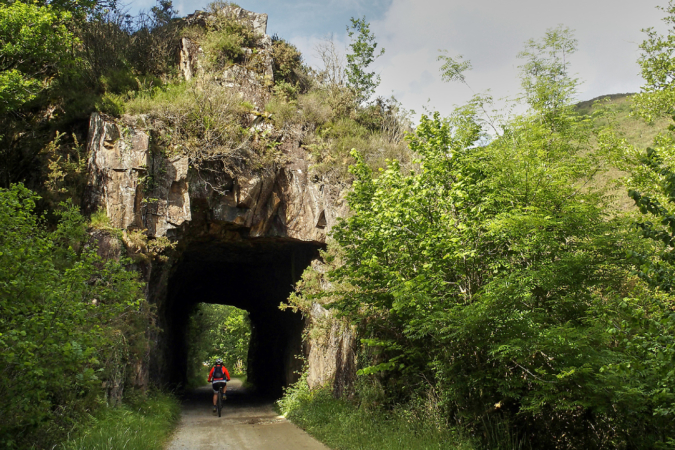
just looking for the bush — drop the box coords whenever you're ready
[271,38,303,86]
[265,95,301,128]
[201,27,247,68]
[79,2,181,83]
[194,5,260,70]
[0,185,149,449]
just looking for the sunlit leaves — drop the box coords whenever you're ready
[0,2,79,113]
[0,185,146,447]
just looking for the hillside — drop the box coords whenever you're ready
[573,93,671,211]
[576,93,671,149]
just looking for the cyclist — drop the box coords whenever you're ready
[207,359,231,413]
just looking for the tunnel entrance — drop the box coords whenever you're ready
[160,237,321,397]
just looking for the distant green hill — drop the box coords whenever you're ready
[576,93,670,149]
[575,93,671,212]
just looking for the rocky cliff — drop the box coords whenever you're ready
[83,5,355,396]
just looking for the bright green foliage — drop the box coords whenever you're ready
[517,25,578,125]
[0,2,78,113]
[0,185,147,449]
[437,52,472,85]
[345,17,384,104]
[627,1,675,293]
[304,28,675,448]
[634,1,675,122]
[17,0,100,19]
[626,142,675,291]
[186,304,251,384]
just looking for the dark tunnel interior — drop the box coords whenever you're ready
[161,238,321,398]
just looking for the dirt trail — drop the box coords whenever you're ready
[167,378,328,450]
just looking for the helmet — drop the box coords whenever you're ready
[215,359,223,365]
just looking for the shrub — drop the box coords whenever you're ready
[196,5,260,70]
[0,185,148,449]
[96,92,126,116]
[297,90,333,126]
[272,39,303,85]
[201,27,247,68]
[265,96,300,128]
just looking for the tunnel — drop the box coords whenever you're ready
[157,237,322,397]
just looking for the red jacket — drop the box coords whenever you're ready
[208,365,230,382]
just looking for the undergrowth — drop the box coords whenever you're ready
[279,376,477,450]
[59,392,180,450]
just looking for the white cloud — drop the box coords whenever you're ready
[367,0,666,118]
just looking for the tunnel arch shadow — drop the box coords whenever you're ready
[161,238,321,398]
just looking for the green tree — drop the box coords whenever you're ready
[186,304,251,384]
[297,27,675,448]
[625,0,675,292]
[0,185,147,449]
[517,25,578,124]
[0,2,78,113]
[345,16,384,104]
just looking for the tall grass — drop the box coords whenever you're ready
[59,393,180,450]
[279,384,476,450]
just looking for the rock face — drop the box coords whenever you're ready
[84,110,350,393]
[307,303,356,397]
[179,5,274,88]
[184,6,269,36]
[85,113,342,243]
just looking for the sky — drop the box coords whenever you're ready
[129,0,669,118]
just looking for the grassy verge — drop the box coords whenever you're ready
[279,387,476,450]
[59,392,181,450]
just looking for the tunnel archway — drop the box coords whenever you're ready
[159,237,321,397]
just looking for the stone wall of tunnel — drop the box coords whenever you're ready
[83,112,356,398]
[153,236,321,397]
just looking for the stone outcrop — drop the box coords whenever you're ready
[84,109,351,393]
[184,7,269,35]
[307,303,356,396]
[85,113,343,243]
[179,5,274,87]
[178,37,202,81]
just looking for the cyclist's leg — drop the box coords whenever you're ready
[212,384,218,405]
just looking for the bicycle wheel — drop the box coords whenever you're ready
[217,386,223,417]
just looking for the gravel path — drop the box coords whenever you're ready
[167,379,328,450]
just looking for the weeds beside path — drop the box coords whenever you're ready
[59,392,181,450]
[281,389,476,450]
